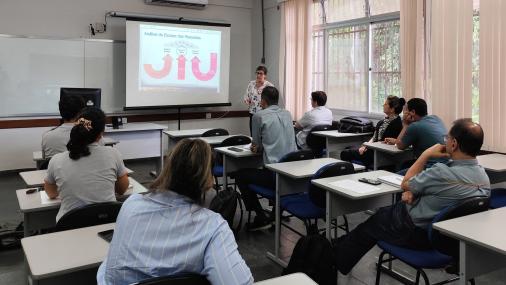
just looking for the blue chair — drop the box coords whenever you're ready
[280,161,355,235]
[55,201,123,232]
[246,150,315,222]
[306,124,336,158]
[212,135,252,188]
[375,196,489,285]
[490,188,506,209]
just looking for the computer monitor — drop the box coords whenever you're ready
[60,88,101,108]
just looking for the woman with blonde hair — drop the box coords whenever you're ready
[97,139,253,285]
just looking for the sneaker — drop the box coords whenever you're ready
[246,218,273,231]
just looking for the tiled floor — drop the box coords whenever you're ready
[1,158,505,284]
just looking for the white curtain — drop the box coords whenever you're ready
[279,0,313,120]
[479,0,506,152]
[400,0,427,101]
[429,0,473,127]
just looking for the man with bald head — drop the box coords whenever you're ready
[330,118,490,275]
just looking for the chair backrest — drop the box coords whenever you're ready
[331,120,340,130]
[202,128,229,137]
[55,201,123,232]
[280,149,316,163]
[308,162,355,208]
[220,135,252,147]
[131,274,210,285]
[306,125,335,156]
[430,196,490,258]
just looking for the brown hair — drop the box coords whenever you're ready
[311,91,327,106]
[151,139,214,204]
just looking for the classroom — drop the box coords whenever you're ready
[0,0,505,284]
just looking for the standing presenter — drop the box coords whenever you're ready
[244,65,274,134]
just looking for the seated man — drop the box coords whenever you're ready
[236,86,297,231]
[295,91,333,149]
[332,118,490,275]
[384,98,448,171]
[41,94,85,158]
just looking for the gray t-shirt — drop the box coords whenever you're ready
[401,115,447,161]
[41,123,74,158]
[406,159,490,228]
[45,143,128,222]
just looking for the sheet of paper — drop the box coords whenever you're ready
[329,179,380,194]
[240,143,252,150]
[40,191,61,205]
[378,175,404,187]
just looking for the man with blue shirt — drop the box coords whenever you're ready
[236,86,297,231]
[330,118,490,274]
[385,98,448,169]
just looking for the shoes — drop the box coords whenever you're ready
[246,217,273,231]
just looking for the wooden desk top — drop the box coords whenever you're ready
[21,223,114,279]
[433,207,506,256]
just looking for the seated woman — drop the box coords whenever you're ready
[44,107,129,222]
[340,96,405,167]
[295,91,333,149]
[97,139,253,285]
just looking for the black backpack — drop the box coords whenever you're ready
[209,187,243,233]
[339,116,374,133]
[283,234,337,285]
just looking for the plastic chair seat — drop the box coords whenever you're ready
[280,193,325,219]
[212,165,223,177]
[248,184,275,200]
[377,241,452,269]
[490,188,506,209]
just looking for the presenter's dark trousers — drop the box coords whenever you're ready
[235,168,275,221]
[333,202,431,274]
[249,113,253,136]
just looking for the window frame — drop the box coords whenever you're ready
[312,3,400,117]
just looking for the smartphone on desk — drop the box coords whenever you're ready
[228,147,244,152]
[358,178,382,185]
[98,229,114,243]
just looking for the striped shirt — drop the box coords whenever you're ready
[97,192,253,285]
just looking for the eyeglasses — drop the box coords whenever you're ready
[256,72,265,75]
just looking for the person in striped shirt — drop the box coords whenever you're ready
[97,139,253,285]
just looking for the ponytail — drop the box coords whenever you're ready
[66,107,106,160]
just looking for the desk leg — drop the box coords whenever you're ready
[223,157,228,189]
[326,138,330,158]
[24,213,30,237]
[373,149,378,170]
[266,174,287,267]
[326,191,331,240]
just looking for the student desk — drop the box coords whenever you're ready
[477,154,506,184]
[265,158,366,267]
[254,273,317,285]
[363,141,414,170]
[16,177,146,237]
[19,168,134,188]
[21,223,114,285]
[311,170,401,240]
[105,123,166,171]
[214,145,263,189]
[164,128,211,149]
[433,207,506,284]
[312,130,372,158]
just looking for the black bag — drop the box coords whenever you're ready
[283,234,337,285]
[209,187,243,233]
[339,116,374,133]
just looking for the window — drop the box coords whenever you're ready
[312,0,401,114]
[472,9,480,122]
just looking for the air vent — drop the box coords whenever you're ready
[145,0,208,9]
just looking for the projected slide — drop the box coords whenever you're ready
[140,24,221,91]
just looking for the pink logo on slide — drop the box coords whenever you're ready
[177,55,186,80]
[143,55,173,79]
[192,53,217,81]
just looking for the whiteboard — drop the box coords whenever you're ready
[0,36,125,117]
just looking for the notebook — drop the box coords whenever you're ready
[378,175,404,187]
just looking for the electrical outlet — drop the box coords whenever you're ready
[205,113,212,119]
[94,23,106,33]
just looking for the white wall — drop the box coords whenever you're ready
[0,0,253,171]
